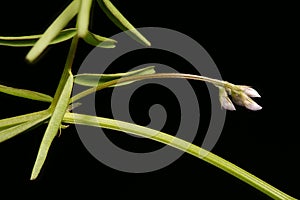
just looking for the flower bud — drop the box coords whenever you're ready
[240,86,261,98]
[231,92,262,111]
[243,96,262,111]
[219,87,236,111]
[231,92,244,106]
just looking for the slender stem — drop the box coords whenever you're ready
[50,35,78,110]
[63,113,296,200]
[70,73,227,103]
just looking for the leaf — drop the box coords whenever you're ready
[96,0,151,46]
[63,112,296,200]
[30,75,73,180]
[0,111,50,143]
[76,0,116,48]
[0,110,50,131]
[0,28,77,47]
[77,0,92,38]
[83,31,117,48]
[26,0,80,62]
[0,84,53,102]
[74,66,155,87]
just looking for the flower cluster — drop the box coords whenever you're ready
[218,83,262,111]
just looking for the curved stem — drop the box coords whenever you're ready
[70,73,227,103]
[63,112,296,200]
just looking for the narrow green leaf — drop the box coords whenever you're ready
[26,0,80,62]
[76,0,116,48]
[63,112,296,200]
[0,110,50,130]
[83,31,117,48]
[31,75,73,180]
[96,0,151,46]
[0,111,50,143]
[50,28,77,45]
[0,84,53,102]
[0,28,77,47]
[77,0,93,38]
[74,66,155,87]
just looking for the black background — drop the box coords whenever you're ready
[0,1,298,199]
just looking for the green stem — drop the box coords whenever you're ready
[50,35,78,110]
[63,112,296,200]
[70,73,227,103]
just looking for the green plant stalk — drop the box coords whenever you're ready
[70,73,227,103]
[50,35,78,110]
[73,66,155,87]
[63,112,296,200]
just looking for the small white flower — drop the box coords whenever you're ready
[218,85,262,111]
[219,87,236,111]
[231,92,262,111]
[221,96,236,111]
[243,96,263,111]
[240,86,261,98]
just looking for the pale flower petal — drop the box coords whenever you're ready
[219,87,236,111]
[244,96,262,111]
[220,96,236,111]
[241,86,261,98]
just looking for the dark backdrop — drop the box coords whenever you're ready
[0,1,298,199]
